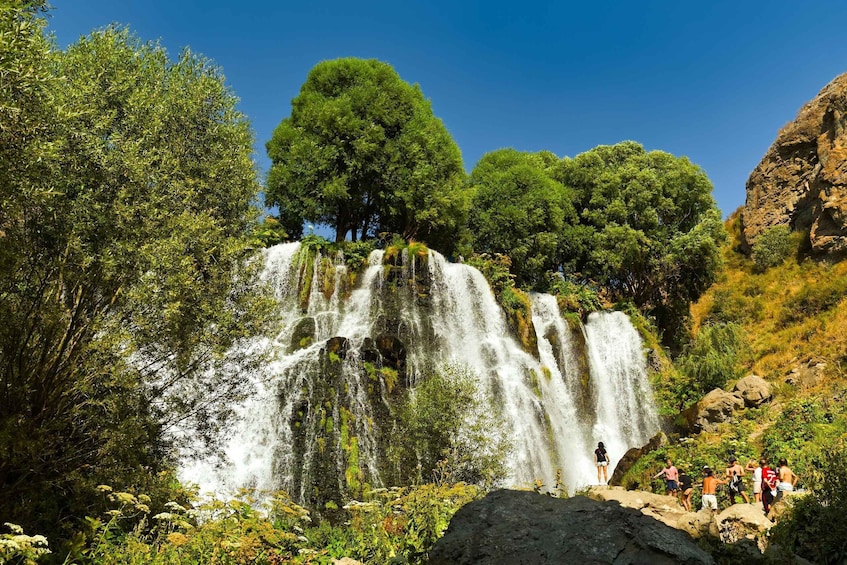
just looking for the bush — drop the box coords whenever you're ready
[751,225,794,270]
[769,438,847,564]
[673,322,748,405]
[779,275,847,325]
[390,365,510,488]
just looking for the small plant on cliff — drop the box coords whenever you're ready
[750,224,794,271]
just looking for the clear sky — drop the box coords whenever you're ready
[47,0,847,217]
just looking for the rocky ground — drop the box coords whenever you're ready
[428,487,809,564]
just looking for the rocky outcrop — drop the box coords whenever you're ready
[610,431,667,487]
[732,375,773,407]
[428,489,714,564]
[683,388,745,433]
[742,73,847,256]
[586,488,776,557]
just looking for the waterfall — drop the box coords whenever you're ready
[179,242,660,501]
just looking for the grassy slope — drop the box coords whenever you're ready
[623,213,847,496]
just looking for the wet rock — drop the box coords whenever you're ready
[374,333,406,371]
[428,489,714,564]
[732,375,773,407]
[325,336,350,359]
[683,388,744,433]
[290,316,316,352]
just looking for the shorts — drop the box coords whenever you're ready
[596,461,608,467]
[753,480,762,494]
[702,494,718,510]
[665,480,679,491]
[777,482,794,492]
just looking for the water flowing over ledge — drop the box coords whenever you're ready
[180,242,659,502]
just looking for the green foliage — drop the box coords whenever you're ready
[554,141,726,345]
[71,483,480,564]
[391,366,510,487]
[465,253,515,297]
[251,216,289,248]
[467,149,577,287]
[769,438,847,564]
[266,58,469,252]
[547,274,602,317]
[0,18,272,546]
[750,224,794,270]
[672,322,748,408]
[0,522,51,564]
[779,272,847,326]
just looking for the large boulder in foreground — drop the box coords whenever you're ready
[683,388,745,433]
[428,489,714,564]
[742,73,847,256]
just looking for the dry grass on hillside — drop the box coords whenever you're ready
[690,215,847,394]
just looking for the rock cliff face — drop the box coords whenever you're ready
[742,73,847,256]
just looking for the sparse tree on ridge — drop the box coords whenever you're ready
[265,58,468,252]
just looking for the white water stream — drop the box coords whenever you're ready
[180,242,660,499]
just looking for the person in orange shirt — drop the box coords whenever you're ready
[701,467,727,514]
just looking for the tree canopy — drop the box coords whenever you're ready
[553,141,726,340]
[467,149,577,287]
[0,20,269,538]
[265,58,468,251]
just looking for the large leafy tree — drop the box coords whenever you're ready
[553,141,726,341]
[0,22,269,537]
[266,58,468,251]
[467,149,579,287]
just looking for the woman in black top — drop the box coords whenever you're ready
[678,470,694,511]
[595,442,609,485]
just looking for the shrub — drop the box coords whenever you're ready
[779,275,847,325]
[674,322,747,403]
[751,225,794,270]
[769,438,847,564]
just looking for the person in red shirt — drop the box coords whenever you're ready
[760,458,779,513]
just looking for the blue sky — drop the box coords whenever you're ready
[48,1,847,217]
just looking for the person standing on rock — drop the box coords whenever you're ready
[746,459,762,503]
[653,458,679,496]
[678,469,694,511]
[701,467,726,514]
[725,457,750,504]
[776,458,799,501]
[594,442,609,485]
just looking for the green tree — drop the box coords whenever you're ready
[265,58,468,251]
[467,149,579,287]
[0,23,270,540]
[553,141,726,343]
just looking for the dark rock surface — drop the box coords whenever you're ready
[427,489,714,564]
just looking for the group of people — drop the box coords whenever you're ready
[651,456,799,514]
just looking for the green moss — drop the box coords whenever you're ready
[380,367,399,393]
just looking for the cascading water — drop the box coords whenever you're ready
[180,242,660,503]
